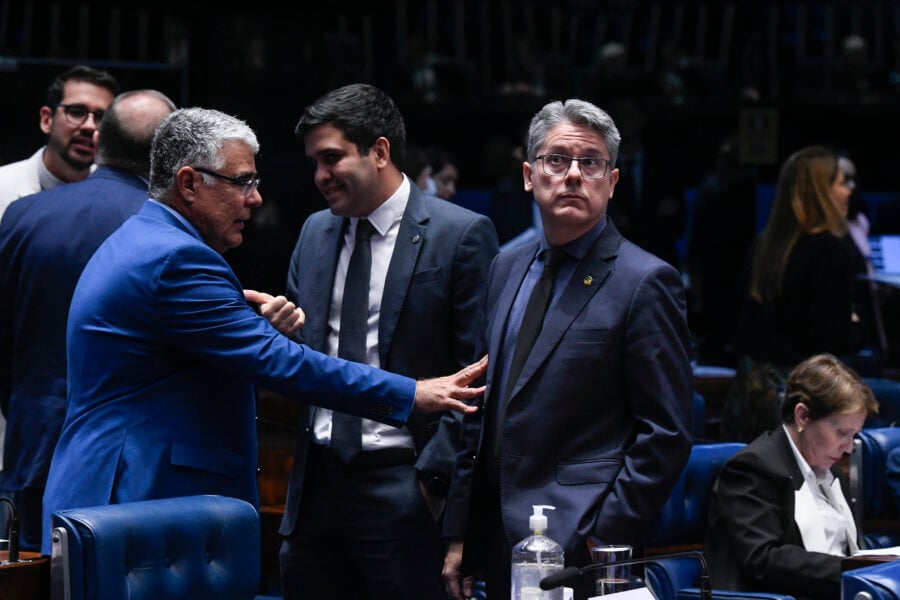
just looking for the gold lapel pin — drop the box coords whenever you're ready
[583,275,594,286]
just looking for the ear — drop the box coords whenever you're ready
[523,160,534,192]
[794,400,811,428]
[372,136,391,168]
[176,166,201,203]
[608,167,620,197]
[39,106,54,135]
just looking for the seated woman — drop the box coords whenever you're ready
[705,353,878,600]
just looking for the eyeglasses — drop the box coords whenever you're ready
[536,154,612,180]
[193,167,261,198]
[52,104,105,126]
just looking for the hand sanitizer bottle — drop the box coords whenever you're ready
[511,504,564,599]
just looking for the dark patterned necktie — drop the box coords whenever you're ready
[331,218,374,463]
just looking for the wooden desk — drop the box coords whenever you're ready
[0,550,50,600]
[843,554,900,572]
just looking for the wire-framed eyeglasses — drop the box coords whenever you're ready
[536,154,612,180]
[193,167,261,198]
[52,103,105,126]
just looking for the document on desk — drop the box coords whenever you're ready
[853,546,900,556]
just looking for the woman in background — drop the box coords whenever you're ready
[723,145,862,441]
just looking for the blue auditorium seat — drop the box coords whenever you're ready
[863,377,900,428]
[850,427,900,547]
[50,495,273,600]
[843,560,900,600]
[643,443,794,600]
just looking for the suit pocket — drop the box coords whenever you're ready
[411,266,442,283]
[170,443,242,478]
[565,327,610,344]
[556,458,623,485]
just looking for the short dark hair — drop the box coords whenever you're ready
[46,65,121,107]
[295,83,406,166]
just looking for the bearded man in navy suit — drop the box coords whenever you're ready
[442,99,694,600]
[279,83,498,600]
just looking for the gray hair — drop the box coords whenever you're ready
[149,107,259,200]
[524,99,622,166]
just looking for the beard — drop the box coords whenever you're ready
[48,132,95,172]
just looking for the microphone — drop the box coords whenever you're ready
[539,549,711,600]
[0,497,19,563]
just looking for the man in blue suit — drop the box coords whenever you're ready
[278,84,498,599]
[0,89,176,550]
[40,107,486,555]
[442,99,694,600]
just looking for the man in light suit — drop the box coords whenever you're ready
[0,89,176,550]
[40,107,486,555]
[0,65,120,217]
[279,84,498,599]
[442,99,694,600]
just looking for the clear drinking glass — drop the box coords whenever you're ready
[591,544,632,595]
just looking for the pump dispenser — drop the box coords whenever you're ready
[510,505,564,599]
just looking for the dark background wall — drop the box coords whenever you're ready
[3,0,900,294]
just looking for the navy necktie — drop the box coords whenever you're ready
[331,218,374,463]
[493,246,566,466]
[505,246,566,397]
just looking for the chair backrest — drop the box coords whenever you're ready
[50,494,260,600]
[644,443,798,600]
[842,560,900,600]
[645,442,746,550]
[862,378,900,428]
[693,391,707,440]
[849,427,900,543]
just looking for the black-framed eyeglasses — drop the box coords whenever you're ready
[536,154,612,180]
[52,103,105,126]
[193,167,261,198]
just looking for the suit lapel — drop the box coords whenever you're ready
[379,189,426,365]
[488,244,538,390]
[304,216,344,349]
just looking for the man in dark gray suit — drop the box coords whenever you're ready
[278,83,498,599]
[442,98,694,600]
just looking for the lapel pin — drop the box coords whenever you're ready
[583,275,594,286]
[411,234,421,243]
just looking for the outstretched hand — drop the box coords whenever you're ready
[244,289,305,337]
[414,355,487,414]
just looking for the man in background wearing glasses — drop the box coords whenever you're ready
[0,65,120,218]
[442,98,693,600]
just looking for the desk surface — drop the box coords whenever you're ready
[0,550,49,600]
[861,273,900,289]
[843,554,900,571]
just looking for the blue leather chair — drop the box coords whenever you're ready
[862,378,900,428]
[849,427,900,548]
[50,494,273,600]
[843,560,900,600]
[643,443,794,600]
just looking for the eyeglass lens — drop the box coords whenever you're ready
[540,155,609,179]
[56,104,105,126]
